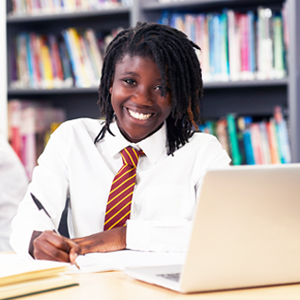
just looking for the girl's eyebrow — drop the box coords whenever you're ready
[121,71,140,77]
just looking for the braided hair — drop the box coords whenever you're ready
[95,21,203,155]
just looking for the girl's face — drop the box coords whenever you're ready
[110,54,172,143]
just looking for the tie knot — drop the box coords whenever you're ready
[120,146,144,168]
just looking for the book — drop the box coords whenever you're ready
[266,118,280,164]
[250,122,263,164]
[40,35,54,89]
[0,275,77,300]
[215,118,230,157]
[274,106,291,164]
[0,253,78,300]
[273,14,286,79]
[226,113,242,165]
[227,10,241,81]
[242,116,255,165]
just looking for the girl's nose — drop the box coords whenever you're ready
[134,86,154,105]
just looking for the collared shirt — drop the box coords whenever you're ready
[0,133,28,251]
[10,118,230,258]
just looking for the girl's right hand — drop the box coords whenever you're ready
[30,230,80,263]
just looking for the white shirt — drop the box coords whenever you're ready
[0,133,28,251]
[10,118,230,258]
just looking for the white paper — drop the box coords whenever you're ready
[69,250,186,273]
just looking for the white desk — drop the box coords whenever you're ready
[23,271,300,300]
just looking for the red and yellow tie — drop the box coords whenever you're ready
[104,146,144,231]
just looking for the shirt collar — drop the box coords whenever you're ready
[105,121,168,164]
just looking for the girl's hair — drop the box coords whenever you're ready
[95,21,203,155]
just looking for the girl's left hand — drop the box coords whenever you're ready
[72,227,126,255]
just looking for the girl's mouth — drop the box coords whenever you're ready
[127,108,153,121]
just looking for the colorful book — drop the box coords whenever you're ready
[242,116,255,165]
[274,106,291,163]
[266,119,280,164]
[40,35,54,89]
[250,122,263,164]
[215,118,230,157]
[273,14,286,78]
[227,10,241,81]
[226,113,242,165]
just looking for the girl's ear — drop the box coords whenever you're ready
[109,77,114,94]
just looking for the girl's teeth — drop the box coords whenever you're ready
[128,109,152,120]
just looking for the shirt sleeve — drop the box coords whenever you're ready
[126,136,231,252]
[10,124,70,259]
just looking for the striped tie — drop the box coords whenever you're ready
[104,146,144,231]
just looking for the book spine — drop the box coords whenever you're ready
[58,40,74,87]
[259,121,271,164]
[68,28,90,87]
[247,11,256,77]
[31,33,42,88]
[266,118,280,164]
[40,35,54,89]
[273,14,286,78]
[274,106,291,163]
[49,34,64,87]
[220,11,229,81]
[79,35,98,86]
[62,29,84,87]
[17,34,30,87]
[215,118,230,157]
[84,29,103,81]
[227,10,241,81]
[227,113,242,165]
[242,116,255,165]
[236,116,247,165]
[250,123,263,164]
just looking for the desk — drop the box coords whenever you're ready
[22,271,300,300]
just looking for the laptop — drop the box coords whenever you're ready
[124,164,300,293]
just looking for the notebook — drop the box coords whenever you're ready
[124,163,300,293]
[0,254,78,299]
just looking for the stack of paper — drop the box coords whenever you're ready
[0,253,78,300]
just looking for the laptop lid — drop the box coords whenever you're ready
[180,164,300,292]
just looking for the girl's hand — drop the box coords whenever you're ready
[73,227,126,255]
[31,230,80,263]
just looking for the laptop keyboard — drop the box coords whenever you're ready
[157,272,181,282]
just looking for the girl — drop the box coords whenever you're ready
[10,22,230,263]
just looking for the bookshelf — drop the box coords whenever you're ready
[3,0,300,162]
[139,0,300,163]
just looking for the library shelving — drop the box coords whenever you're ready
[3,0,300,163]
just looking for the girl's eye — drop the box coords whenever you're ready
[124,79,136,85]
[154,85,162,91]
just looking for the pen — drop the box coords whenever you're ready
[30,193,80,270]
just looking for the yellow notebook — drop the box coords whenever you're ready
[0,255,78,299]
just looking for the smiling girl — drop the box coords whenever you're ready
[10,22,230,263]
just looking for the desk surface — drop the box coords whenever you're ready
[23,271,300,300]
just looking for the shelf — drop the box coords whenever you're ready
[7,79,288,96]
[142,0,284,10]
[7,87,99,96]
[203,78,288,89]
[6,7,130,23]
